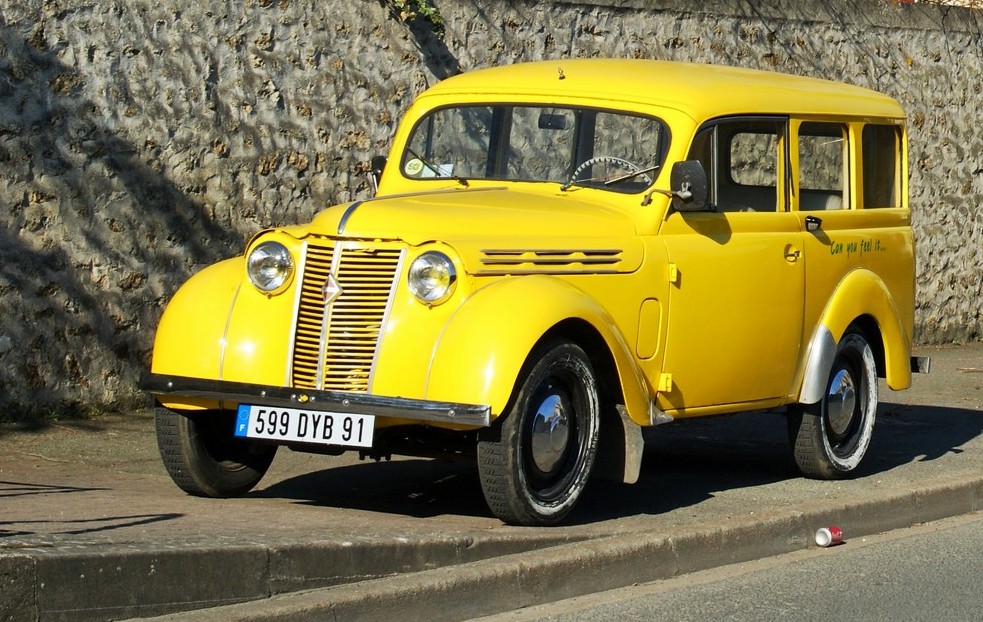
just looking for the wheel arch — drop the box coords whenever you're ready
[425,276,651,420]
[537,319,645,484]
[425,277,649,483]
[797,269,911,405]
[849,315,886,378]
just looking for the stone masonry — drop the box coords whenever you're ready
[0,0,980,414]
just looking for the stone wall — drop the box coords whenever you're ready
[0,0,980,415]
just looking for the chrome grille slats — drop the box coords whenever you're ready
[290,242,402,392]
[291,244,335,388]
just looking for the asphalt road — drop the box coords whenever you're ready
[475,511,983,622]
[1,343,982,620]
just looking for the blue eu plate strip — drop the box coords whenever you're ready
[235,404,251,437]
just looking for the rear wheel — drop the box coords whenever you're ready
[789,332,878,479]
[477,340,600,526]
[155,406,277,497]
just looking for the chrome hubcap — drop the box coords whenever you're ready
[826,368,856,437]
[530,391,571,474]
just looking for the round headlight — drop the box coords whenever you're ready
[247,241,294,294]
[408,251,457,305]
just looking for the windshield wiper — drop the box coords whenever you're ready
[561,164,660,192]
[604,165,661,187]
[404,148,469,187]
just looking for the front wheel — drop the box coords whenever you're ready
[155,406,277,497]
[788,332,878,479]
[477,340,601,526]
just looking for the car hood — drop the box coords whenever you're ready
[287,187,644,274]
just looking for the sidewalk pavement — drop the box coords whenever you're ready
[1,343,981,621]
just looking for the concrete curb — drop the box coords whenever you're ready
[4,534,584,621]
[140,472,983,622]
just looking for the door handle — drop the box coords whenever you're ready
[784,244,801,262]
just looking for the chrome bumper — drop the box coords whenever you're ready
[142,373,491,427]
[911,356,932,374]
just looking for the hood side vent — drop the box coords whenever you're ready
[478,248,623,275]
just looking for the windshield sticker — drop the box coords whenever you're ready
[405,158,425,176]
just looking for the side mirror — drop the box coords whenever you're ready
[369,155,387,194]
[670,160,709,212]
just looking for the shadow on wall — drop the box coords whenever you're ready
[378,0,463,79]
[0,23,236,418]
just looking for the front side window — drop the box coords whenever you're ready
[402,105,669,194]
[687,118,786,213]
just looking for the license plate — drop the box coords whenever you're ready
[234,404,374,448]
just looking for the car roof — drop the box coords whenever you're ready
[418,59,906,122]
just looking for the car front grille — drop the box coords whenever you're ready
[291,241,403,392]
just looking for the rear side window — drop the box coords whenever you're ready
[797,122,848,211]
[862,125,902,208]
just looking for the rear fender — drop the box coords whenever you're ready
[797,269,911,404]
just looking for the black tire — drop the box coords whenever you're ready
[155,406,277,497]
[789,332,878,479]
[477,340,600,526]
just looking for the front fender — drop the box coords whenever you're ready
[798,268,912,404]
[151,258,243,410]
[151,255,301,410]
[151,258,242,381]
[424,276,652,425]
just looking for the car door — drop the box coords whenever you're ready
[658,118,805,414]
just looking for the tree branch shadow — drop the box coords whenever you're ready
[0,22,236,422]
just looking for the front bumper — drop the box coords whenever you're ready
[142,373,492,427]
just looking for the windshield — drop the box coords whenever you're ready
[401,105,670,194]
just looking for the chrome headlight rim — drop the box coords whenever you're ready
[246,241,295,295]
[408,251,458,306]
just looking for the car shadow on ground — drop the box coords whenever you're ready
[254,403,983,524]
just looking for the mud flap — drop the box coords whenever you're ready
[593,404,645,484]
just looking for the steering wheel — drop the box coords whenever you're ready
[565,156,651,188]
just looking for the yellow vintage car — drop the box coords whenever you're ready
[144,59,929,526]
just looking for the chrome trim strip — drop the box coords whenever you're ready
[799,325,837,405]
[337,201,363,235]
[217,282,244,381]
[284,241,309,386]
[143,373,491,427]
[366,186,507,203]
[338,188,511,236]
[315,244,345,390]
[367,248,406,392]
